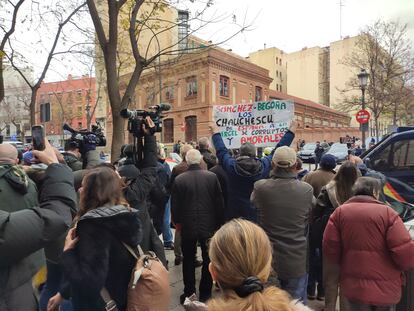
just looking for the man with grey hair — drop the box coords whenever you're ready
[251,146,314,302]
[198,137,217,169]
[171,149,224,304]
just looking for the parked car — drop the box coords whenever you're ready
[297,142,317,163]
[325,143,348,164]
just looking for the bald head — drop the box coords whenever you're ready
[0,144,19,165]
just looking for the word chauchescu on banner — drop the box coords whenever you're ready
[213,100,295,149]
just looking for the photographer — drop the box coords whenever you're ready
[62,139,101,172]
[119,116,167,266]
[0,140,77,310]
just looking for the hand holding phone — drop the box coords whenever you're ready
[32,125,45,151]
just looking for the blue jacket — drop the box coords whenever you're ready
[212,130,295,222]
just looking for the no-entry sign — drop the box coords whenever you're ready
[356,109,370,124]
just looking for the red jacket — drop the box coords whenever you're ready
[323,195,414,306]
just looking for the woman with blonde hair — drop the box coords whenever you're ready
[206,219,312,311]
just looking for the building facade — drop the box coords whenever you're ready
[248,47,287,93]
[121,44,358,146]
[0,63,33,142]
[35,75,96,145]
[248,36,361,111]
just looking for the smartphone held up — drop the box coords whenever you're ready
[32,125,46,151]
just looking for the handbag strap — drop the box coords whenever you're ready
[100,287,118,311]
[122,242,143,259]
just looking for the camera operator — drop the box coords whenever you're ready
[0,140,77,310]
[61,138,101,172]
[119,116,167,266]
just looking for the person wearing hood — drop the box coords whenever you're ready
[59,166,142,311]
[210,121,296,222]
[0,141,76,310]
[0,143,42,309]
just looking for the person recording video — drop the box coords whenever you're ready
[0,139,77,310]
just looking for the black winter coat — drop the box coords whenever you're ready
[61,205,142,311]
[123,178,167,267]
[171,165,224,240]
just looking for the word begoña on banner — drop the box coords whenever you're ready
[213,100,294,149]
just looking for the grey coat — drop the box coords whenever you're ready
[0,164,76,300]
[251,170,314,279]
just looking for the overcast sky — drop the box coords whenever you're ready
[5,0,412,81]
[198,0,414,55]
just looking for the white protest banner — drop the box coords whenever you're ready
[213,100,294,148]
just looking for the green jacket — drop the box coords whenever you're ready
[0,164,76,296]
[0,165,44,292]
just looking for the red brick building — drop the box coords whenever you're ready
[35,75,97,144]
[121,44,359,147]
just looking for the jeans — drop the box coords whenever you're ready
[39,261,73,311]
[307,246,324,297]
[279,274,308,304]
[348,301,396,311]
[181,237,212,301]
[162,199,173,245]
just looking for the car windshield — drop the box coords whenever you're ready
[329,144,347,152]
[303,143,316,150]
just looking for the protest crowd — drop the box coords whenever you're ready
[1,117,414,311]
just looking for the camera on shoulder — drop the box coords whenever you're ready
[120,103,171,138]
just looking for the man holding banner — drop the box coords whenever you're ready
[210,99,297,222]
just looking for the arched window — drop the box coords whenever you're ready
[185,115,197,142]
[163,118,174,143]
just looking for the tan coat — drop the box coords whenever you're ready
[303,169,335,197]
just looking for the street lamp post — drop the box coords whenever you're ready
[357,68,369,151]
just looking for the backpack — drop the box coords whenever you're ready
[101,244,171,311]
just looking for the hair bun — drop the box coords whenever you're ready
[234,276,264,298]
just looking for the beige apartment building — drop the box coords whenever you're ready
[284,46,330,107]
[248,47,286,93]
[249,36,359,111]
[329,36,360,110]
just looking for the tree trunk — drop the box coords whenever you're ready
[110,106,125,163]
[30,88,37,126]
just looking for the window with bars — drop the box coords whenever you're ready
[163,118,174,143]
[165,86,174,101]
[185,115,197,142]
[219,75,229,97]
[255,86,262,101]
[186,76,197,97]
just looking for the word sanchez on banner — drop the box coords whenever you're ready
[213,100,294,148]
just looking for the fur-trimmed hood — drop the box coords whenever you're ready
[78,205,142,246]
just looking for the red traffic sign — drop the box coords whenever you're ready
[356,109,370,124]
